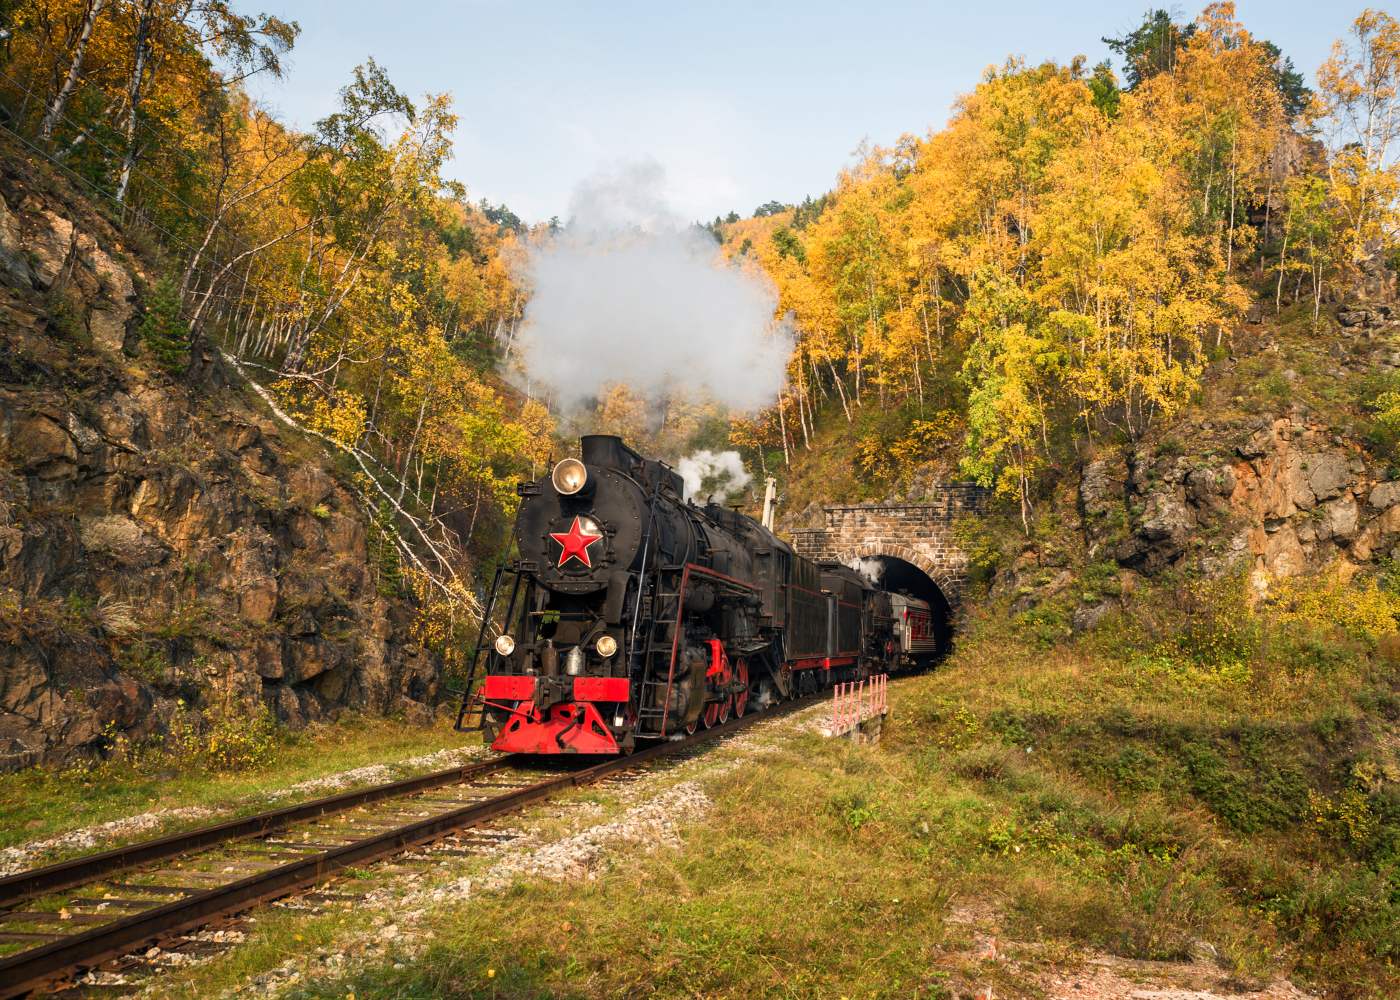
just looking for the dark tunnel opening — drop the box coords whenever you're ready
[853,555,954,661]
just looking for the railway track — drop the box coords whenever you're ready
[0,694,821,998]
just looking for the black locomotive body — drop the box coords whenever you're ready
[458,435,911,754]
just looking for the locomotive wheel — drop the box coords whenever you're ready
[685,716,699,736]
[703,696,721,728]
[733,658,750,717]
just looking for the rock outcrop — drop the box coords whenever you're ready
[0,152,439,770]
[1060,287,1400,598]
[1096,413,1398,588]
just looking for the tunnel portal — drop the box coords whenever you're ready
[853,553,953,657]
[790,492,990,657]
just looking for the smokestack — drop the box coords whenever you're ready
[761,476,777,529]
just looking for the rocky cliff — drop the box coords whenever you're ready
[1052,305,1400,622]
[0,150,439,770]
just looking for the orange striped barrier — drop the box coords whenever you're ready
[828,674,887,737]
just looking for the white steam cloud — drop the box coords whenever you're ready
[677,449,752,502]
[513,161,792,413]
[848,557,885,586]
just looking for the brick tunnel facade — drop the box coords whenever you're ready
[789,485,992,605]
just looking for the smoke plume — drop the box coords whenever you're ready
[677,449,752,502]
[513,161,792,413]
[848,556,886,586]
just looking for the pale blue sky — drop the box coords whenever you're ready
[247,1,1361,224]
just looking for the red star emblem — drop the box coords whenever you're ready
[549,516,604,568]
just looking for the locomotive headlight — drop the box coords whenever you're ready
[494,634,515,657]
[552,458,588,496]
[596,634,618,658]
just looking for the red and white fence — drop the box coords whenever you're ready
[829,674,888,737]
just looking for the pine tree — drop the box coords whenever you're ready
[139,276,189,375]
[369,501,404,597]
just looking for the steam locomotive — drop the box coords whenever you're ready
[456,435,935,755]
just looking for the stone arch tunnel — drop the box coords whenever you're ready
[789,487,991,653]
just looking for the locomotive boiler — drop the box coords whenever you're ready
[456,435,916,754]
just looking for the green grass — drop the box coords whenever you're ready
[0,714,479,858]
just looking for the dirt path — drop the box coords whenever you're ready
[1037,955,1313,1000]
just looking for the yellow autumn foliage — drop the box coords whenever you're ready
[715,5,1399,529]
[299,392,368,449]
[0,1,556,652]
[1269,572,1400,645]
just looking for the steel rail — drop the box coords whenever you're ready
[0,757,514,909]
[0,695,819,998]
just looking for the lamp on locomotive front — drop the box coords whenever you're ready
[551,457,588,495]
